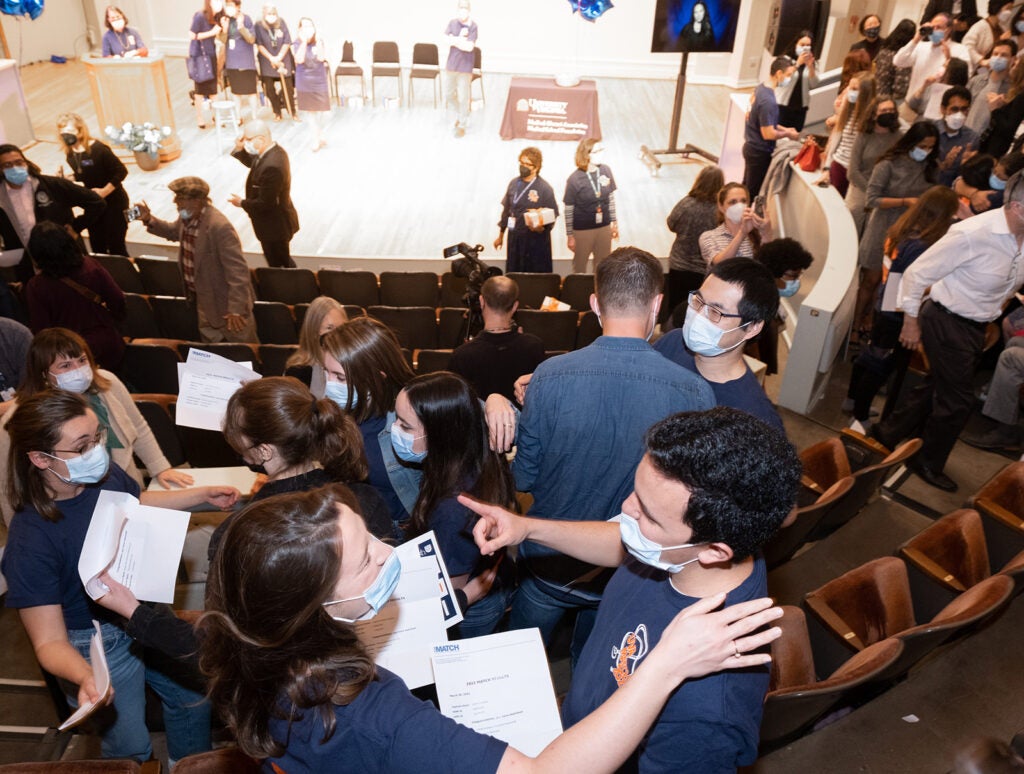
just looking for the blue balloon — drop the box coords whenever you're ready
[580,0,613,21]
[566,0,613,22]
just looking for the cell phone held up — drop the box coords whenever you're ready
[919,25,932,38]
[124,205,141,223]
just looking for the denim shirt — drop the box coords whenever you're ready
[512,336,715,583]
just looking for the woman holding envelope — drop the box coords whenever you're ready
[198,485,782,772]
[0,390,239,764]
[0,328,193,525]
[397,372,515,638]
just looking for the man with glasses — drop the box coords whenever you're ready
[872,170,1024,491]
[229,119,299,268]
[508,246,713,664]
[654,258,784,432]
[137,176,257,344]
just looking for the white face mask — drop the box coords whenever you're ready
[243,139,259,155]
[682,305,751,357]
[725,202,746,224]
[612,514,707,574]
[945,111,966,131]
[52,364,93,394]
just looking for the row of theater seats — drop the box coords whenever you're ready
[760,460,1024,749]
[763,430,923,570]
[92,254,597,311]
[119,294,602,354]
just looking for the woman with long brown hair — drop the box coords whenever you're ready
[844,185,960,431]
[284,295,348,391]
[397,372,516,637]
[1,390,237,764]
[199,485,782,771]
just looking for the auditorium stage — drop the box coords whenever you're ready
[17,58,736,274]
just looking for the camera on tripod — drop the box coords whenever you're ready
[443,242,503,340]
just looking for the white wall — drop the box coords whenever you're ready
[7,0,780,86]
[0,0,89,63]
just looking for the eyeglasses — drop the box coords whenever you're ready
[0,161,27,171]
[688,292,743,325]
[53,427,107,457]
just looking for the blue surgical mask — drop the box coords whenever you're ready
[682,305,751,357]
[779,278,801,297]
[990,173,1008,191]
[3,166,28,186]
[613,514,706,574]
[53,364,93,394]
[779,75,792,88]
[391,423,427,463]
[847,89,859,104]
[1017,20,1024,33]
[325,380,357,410]
[930,30,946,44]
[178,209,193,221]
[44,442,110,485]
[991,55,1009,72]
[795,45,811,56]
[323,541,401,623]
[909,146,930,162]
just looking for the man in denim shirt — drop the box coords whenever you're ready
[510,247,715,662]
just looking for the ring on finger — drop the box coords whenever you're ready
[732,641,742,658]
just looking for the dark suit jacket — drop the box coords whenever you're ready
[921,0,976,22]
[230,143,299,243]
[0,175,106,281]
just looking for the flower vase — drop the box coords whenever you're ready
[133,150,159,171]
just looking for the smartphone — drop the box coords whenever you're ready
[124,205,141,223]
[920,25,932,37]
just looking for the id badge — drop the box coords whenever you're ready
[595,208,603,225]
[229,38,236,50]
[0,387,13,402]
[507,216,515,229]
[128,35,135,46]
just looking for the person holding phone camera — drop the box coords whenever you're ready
[893,12,973,113]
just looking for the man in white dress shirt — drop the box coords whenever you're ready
[893,13,973,111]
[872,171,1024,491]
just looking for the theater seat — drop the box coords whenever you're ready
[760,606,902,747]
[969,461,1024,571]
[763,476,855,570]
[171,748,261,773]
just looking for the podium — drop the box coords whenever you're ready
[83,54,181,162]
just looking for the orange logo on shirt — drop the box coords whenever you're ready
[610,624,649,687]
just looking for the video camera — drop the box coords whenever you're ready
[443,242,503,340]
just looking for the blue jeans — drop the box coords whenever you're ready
[508,572,600,668]
[67,622,211,764]
[455,585,511,640]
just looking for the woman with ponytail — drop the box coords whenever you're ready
[209,376,391,560]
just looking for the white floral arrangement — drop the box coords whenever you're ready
[104,122,172,156]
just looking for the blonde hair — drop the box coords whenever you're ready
[287,296,349,369]
[56,113,92,147]
[574,138,599,171]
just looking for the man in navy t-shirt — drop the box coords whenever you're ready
[655,258,785,433]
[468,407,801,772]
[743,56,799,198]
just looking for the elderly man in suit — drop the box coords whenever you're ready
[138,176,257,343]
[228,119,299,268]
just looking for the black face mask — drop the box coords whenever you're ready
[245,461,267,475]
[876,113,899,130]
[519,164,532,178]
[61,133,78,147]
[864,27,880,39]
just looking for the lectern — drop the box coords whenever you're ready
[84,53,182,162]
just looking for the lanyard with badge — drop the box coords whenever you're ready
[588,169,603,225]
[508,179,535,230]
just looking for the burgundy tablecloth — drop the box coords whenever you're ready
[499,77,602,141]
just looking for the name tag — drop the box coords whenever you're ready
[128,35,135,46]
[595,209,602,225]
[507,216,515,230]
[229,38,236,50]
[81,159,94,167]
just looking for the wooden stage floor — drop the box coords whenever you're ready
[17,59,735,273]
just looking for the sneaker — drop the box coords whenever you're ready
[849,418,872,436]
[960,423,1022,452]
